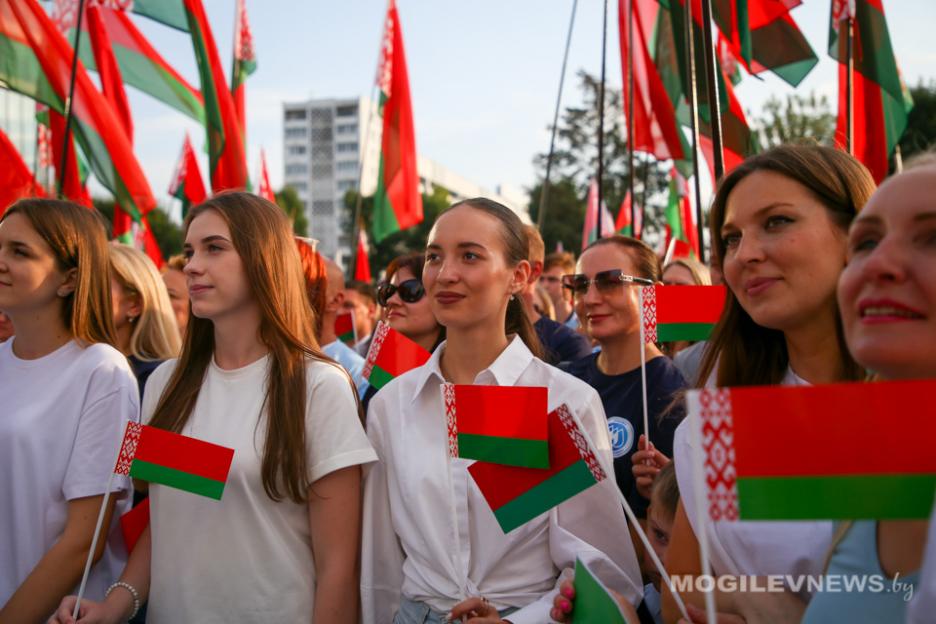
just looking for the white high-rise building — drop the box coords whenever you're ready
[283,96,527,264]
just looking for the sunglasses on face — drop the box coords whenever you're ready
[561,269,653,297]
[377,278,425,306]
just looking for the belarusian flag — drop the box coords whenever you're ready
[362,321,431,390]
[829,0,913,183]
[615,190,643,239]
[582,179,615,251]
[372,0,422,242]
[0,127,44,215]
[641,285,726,343]
[231,0,256,146]
[664,167,698,257]
[257,148,276,203]
[444,383,549,469]
[169,134,207,217]
[129,0,190,32]
[572,556,629,623]
[70,5,204,123]
[0,0,156,220]
[334,311,356,345]
[354,228,372,283]
[114,422,235,500]
[691,380,936,521]
[713,0,818,87]
[183,0,248,192]
[469,404,608,533]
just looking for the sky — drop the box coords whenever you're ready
[57,1,936,217]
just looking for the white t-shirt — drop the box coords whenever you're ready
[143,354,377,624]
[0,339,138,607]
[673,367,834,592]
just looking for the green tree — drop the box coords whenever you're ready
[752,92,836,148]
[899,81,936,160]
[531,71,670,253]
[275,185,309,237]
[91,198,184,258]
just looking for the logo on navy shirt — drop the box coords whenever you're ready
[607,417,634,458]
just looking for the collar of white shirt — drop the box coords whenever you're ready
[410,335,534,403]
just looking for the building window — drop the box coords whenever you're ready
[337,123,358,134]
[285,127,307,139]
[336,161,358,172]
[285,109,307,120]
[337,179,357,192]
[285,163,307,175]
[335,105,356,117]
[336,142,358,153]
[287,145,307,156]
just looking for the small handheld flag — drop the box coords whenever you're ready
[334,311,356,345]
[690,380,936,521]
[641,285,727,343]
[572,557,629,623]
[468,404,606,533]
[114,422,234,500]
[362,321,431,390]
[444,383,549,469]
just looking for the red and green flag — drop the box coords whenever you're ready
[120,498,149,553]
[582,179,615,251]
[0,0,156,220]
[231,0,256,148]
[335,311,356,345]
[692,380,936,521]
[129,0,190,32]
[169,133,208,217]
[572,557,630,623]
[354,227,373,283]
[362,321,431,390]
[664,167,698,258]
[641,284,726,343]
[257,148,276,203]
[114,422,234,500]
[183,0,248,192]
[0,127,44,216]
[372,0,422,242]
[829,0,913,183]
[615,190,642,239]
[468,404,608,533]
[444,383,549,469]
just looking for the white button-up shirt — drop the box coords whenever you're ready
[362,337,642,624]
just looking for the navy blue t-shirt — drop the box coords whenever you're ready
[534,316,593,365]
[562,353,687,517]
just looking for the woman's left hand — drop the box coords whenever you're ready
[448,596,509,623]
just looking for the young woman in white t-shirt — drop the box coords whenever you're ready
[662,145,877,623]
[53,192,376,624]
[361,198,642,624]
[0,199,139,622]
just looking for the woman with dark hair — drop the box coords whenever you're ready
[0,199,138,622]
[377,251,445,353]
[53,192,375,623]
[663,144,876,622]
[362,198,642,623]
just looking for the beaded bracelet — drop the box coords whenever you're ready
[105,581,140,621]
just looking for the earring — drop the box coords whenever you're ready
[128,315,137,324]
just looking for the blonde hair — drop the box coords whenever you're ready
[534,285,556,320]
[109,244,182,361]
[663,257,711,286]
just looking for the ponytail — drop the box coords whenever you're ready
[506,295,544,360]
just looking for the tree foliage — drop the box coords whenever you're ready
[275,185,309,237]
[900,81,936,160]
[752,92,836,148]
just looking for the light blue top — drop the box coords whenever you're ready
[322,340,369,399]
[802,521,919,624]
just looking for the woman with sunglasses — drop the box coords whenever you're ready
[362,198,642,624]
[561,236,686,520]
[662,145,876,623]
[376,251,445,354]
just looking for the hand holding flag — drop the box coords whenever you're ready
[362,321,431,390]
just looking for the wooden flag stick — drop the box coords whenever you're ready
[72,471,115,619]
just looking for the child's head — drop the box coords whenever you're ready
[645,462,679,589]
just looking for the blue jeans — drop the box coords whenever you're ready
[393,597,518,624]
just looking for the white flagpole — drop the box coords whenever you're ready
[688,392,718,623]
[637,288,650,446]
[72,471,116,619]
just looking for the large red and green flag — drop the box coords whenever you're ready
[712,0,817,87]
[183,0,248,192]
[362,321,431,390]
[114,422,234,500]
[691,380,936,521]
[0,127,44,216]
[68,4,204,123]
[0,0,156,220]
[572,557,630,623]
[231,0,256,147]
[372,0,422,242]
[444,383,549,469]
[582,179,616,251]
[334,311,356,345]
[664,167,698,258]
[47,109,92,207]
[641,284,726,343]
[169,134,208,217]
[618,0,690,164]
[829,0,913,183]
[468,404,608,533]
[128,0,189,32]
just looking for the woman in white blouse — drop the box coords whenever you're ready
[362,198,642,624]
[663,145,876,622]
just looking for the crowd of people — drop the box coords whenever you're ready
[0,143,933,623]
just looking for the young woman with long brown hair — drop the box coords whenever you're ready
[361,198,642,624]
[53,192,376,624]
[0,199,139,622]
[662,144,876,622]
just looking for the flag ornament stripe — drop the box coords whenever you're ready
[641,285,658,343]
[114,421,143,476]
[698,388,739,521]
[362,321,391,381]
